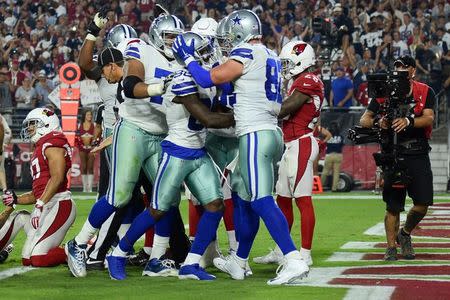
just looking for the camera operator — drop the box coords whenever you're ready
[359,55,435,261]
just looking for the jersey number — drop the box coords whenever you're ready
[149,68,172,104]
[188,98,212,131]
[265,58,282,104]
[31,157,40,180]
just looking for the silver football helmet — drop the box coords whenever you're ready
[174,31,219,68]
[106,24,138,48]
[216,17,231,56]
[224,10,262,48]
[148,14,185,59]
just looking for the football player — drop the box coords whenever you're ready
[2,108,76,267]
[187,17,238,267]
[65,14,183,278]
[78,14,153,270]
[173,9,309,285]
[253,41,324,267]
[107,31,234,281]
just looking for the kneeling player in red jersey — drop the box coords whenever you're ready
[254,41,324,267]
[1,108,76,267]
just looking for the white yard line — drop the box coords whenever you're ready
[0,266,35,280]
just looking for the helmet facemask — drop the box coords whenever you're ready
[21,118,46,143]
[281,58,296,80]
[161,30,183,59]
[197,40,220,68]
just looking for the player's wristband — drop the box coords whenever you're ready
[186,60,214,88]
[406,116,414,128]
[86,34,97,41]
[147,82,164,96]
[35,199,45,207]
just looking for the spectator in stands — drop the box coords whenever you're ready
[0,66,13,115]
[191,1,207,24]
[415,37,433,83]
[321,122,344,192]
[392,30,410,58]
[357,48,376,71]
[330,66,354,108]
[34,70,55,108]
[399,12,415,41]
[15,77,36,109]
[7,58,25,98]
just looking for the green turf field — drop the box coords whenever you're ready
[1,192,449,300]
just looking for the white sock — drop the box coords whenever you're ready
[112,244,128,257]
[183,253,202,265]
[226,230,237,251]
[75,220,98,245]
[300,248,311,256]
[117,223,131,240]
[81,175,88,192]
[233,252,248,268]
[274,244,282,254]
[87,174,94,192]
[285,250,302,260]
[150,235,170,260]
[143,247,152,256]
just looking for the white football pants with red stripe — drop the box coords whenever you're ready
[276,135,319,197]
[22,191,76,261]
[0,210,31,251]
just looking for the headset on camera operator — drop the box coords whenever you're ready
[359,55,435,261]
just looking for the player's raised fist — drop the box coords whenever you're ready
[87,9,109,39]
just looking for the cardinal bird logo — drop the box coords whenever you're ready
[292,43,307,55]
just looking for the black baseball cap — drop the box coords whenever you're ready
[394,55,416,68]
[98,47,123,68]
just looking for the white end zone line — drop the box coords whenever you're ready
[341,241,450,249]
[0,266,35,280]
[327,251,450,262]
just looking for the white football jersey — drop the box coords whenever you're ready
[119,40,181,134]
[229,43,282,136]
[96,78,118,130]
[164,70,216,149]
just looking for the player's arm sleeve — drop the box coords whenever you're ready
[229,47,253,73]
[171,72,199,98]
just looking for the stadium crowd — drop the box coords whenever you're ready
[0,0,449,118]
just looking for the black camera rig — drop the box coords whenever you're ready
[348,70,414,188]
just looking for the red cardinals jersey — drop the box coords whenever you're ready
[282,72,325,143]
[31,132,72,199]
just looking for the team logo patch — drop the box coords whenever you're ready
[292,43,307,55]
[42,109,55,117]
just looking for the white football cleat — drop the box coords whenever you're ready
[213,252,245,280]
[199,241,222,268]
[253,247,283,264]
[244,260,253,277]
[267,258,309,285]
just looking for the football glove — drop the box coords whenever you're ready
[2,190,17,207]
[172,35,196,66]
[31,200,44,229]
[86,8,109,40]
[163,72,175,92]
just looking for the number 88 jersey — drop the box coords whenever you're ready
[229,43,282,137]
[163,70,216,149]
